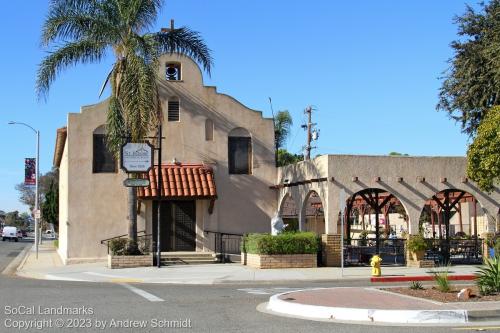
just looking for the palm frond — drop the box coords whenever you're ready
[116,53,159,141]
[106,95,126,156]
[36,39,108,99]
[124,0,163,32]
[152,27,213,75]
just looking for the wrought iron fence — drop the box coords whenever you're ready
[343,238,406,266]
[425,238,483,265]
[204,230,243,263]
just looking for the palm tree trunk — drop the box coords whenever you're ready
[127,187,138,253]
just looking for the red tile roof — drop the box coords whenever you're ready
[137,164,217,199]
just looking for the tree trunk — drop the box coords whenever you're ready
[127,186,138,253]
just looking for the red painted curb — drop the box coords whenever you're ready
[370,275,476,283]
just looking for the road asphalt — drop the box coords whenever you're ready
[2,241,500,332]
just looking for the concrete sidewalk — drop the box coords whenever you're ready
[13,243,483,285]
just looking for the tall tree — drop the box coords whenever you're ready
[41,180,59,232]
[437,0,500,136]
[467,106,500,192]
[274,110,303,166]
[274,110,293,151]
[37,0,212,250]
[15,168,59,213]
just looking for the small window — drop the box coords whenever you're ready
[228,137,252,174]
[93,133,117,173]
[168,98,180,122]
[205,119,214,141]
[166,63,181,81]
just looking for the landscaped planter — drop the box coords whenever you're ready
[242,253,317,269]
[108,254,153,269]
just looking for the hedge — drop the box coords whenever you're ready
[241,232,319,255]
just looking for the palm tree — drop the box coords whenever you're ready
[37,0,213,251]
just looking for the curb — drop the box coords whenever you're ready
[266,288,469,324]
[1,244,32,276]
[371,275,476,283]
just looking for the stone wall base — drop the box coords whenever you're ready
[108,254,153,269]
[241,253,317,269]
[322,234,341,267]
[406,259,435,268]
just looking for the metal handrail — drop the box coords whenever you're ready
[204,230,243,263]
[100,230,146,245]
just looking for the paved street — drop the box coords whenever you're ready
[1,242,498,332]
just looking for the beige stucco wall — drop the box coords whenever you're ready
[57,137,69,263]
[278,155,500,236]
[58,54,277,262]
[63,101,129,263]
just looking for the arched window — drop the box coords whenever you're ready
[168,97,180,122]
[92,125,117,173]
[166,62,181,81]
[228,128,252,174]
[205,119,214,141]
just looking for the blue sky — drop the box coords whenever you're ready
[0,1,477,213]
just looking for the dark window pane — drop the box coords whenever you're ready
[228,137,251,174]
[93,134,116,173]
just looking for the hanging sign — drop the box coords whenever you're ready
[123,178,151,187]
[120,142,154,173]
[25,158,36,185]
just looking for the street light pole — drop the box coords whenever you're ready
[9,121,40,259]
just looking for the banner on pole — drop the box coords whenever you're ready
[25,158,36,185]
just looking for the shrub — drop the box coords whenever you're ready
[407,235,428,252]
[409,281,424,290]
[431,266,451,292]
[476,256,500,295]
[53,240,58,249]
[358,230,369,246]
[242,232,318,255]
[109,238,128,255]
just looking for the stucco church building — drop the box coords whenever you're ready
[53,53,499,265]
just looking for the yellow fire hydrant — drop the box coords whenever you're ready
[370,254,382,277]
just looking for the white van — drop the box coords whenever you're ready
[2,226,18,242]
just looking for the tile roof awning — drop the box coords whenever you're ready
[137,164,217,199]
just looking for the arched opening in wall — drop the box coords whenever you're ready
[228,127,252,175]
[279,194,299,232]
[419,189,486,265]
[344,188,408,266]
[302,191,325,235]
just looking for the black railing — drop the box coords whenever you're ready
[344,238,406,266]
[204,230,243,263]
[425,238,483,265]
[100,230,155,255]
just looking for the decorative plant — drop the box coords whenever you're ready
[476,256,500,295]
[109,238,128,255]
[358,230,369,246]
[407,235,428,252]
[431,266,451,292]
[409,281,424,290]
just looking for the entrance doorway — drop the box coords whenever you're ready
[153,200,196,252]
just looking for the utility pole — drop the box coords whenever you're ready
[301,106,319,160]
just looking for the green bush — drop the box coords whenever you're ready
[242,232,319,255]
[431,266,451,292]
[407,235,428,252]
[53,240,58,249]
[476,256,500,295]
[109,238,128,255]
[409,281,424,290]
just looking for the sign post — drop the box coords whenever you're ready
[339,189,346,277]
